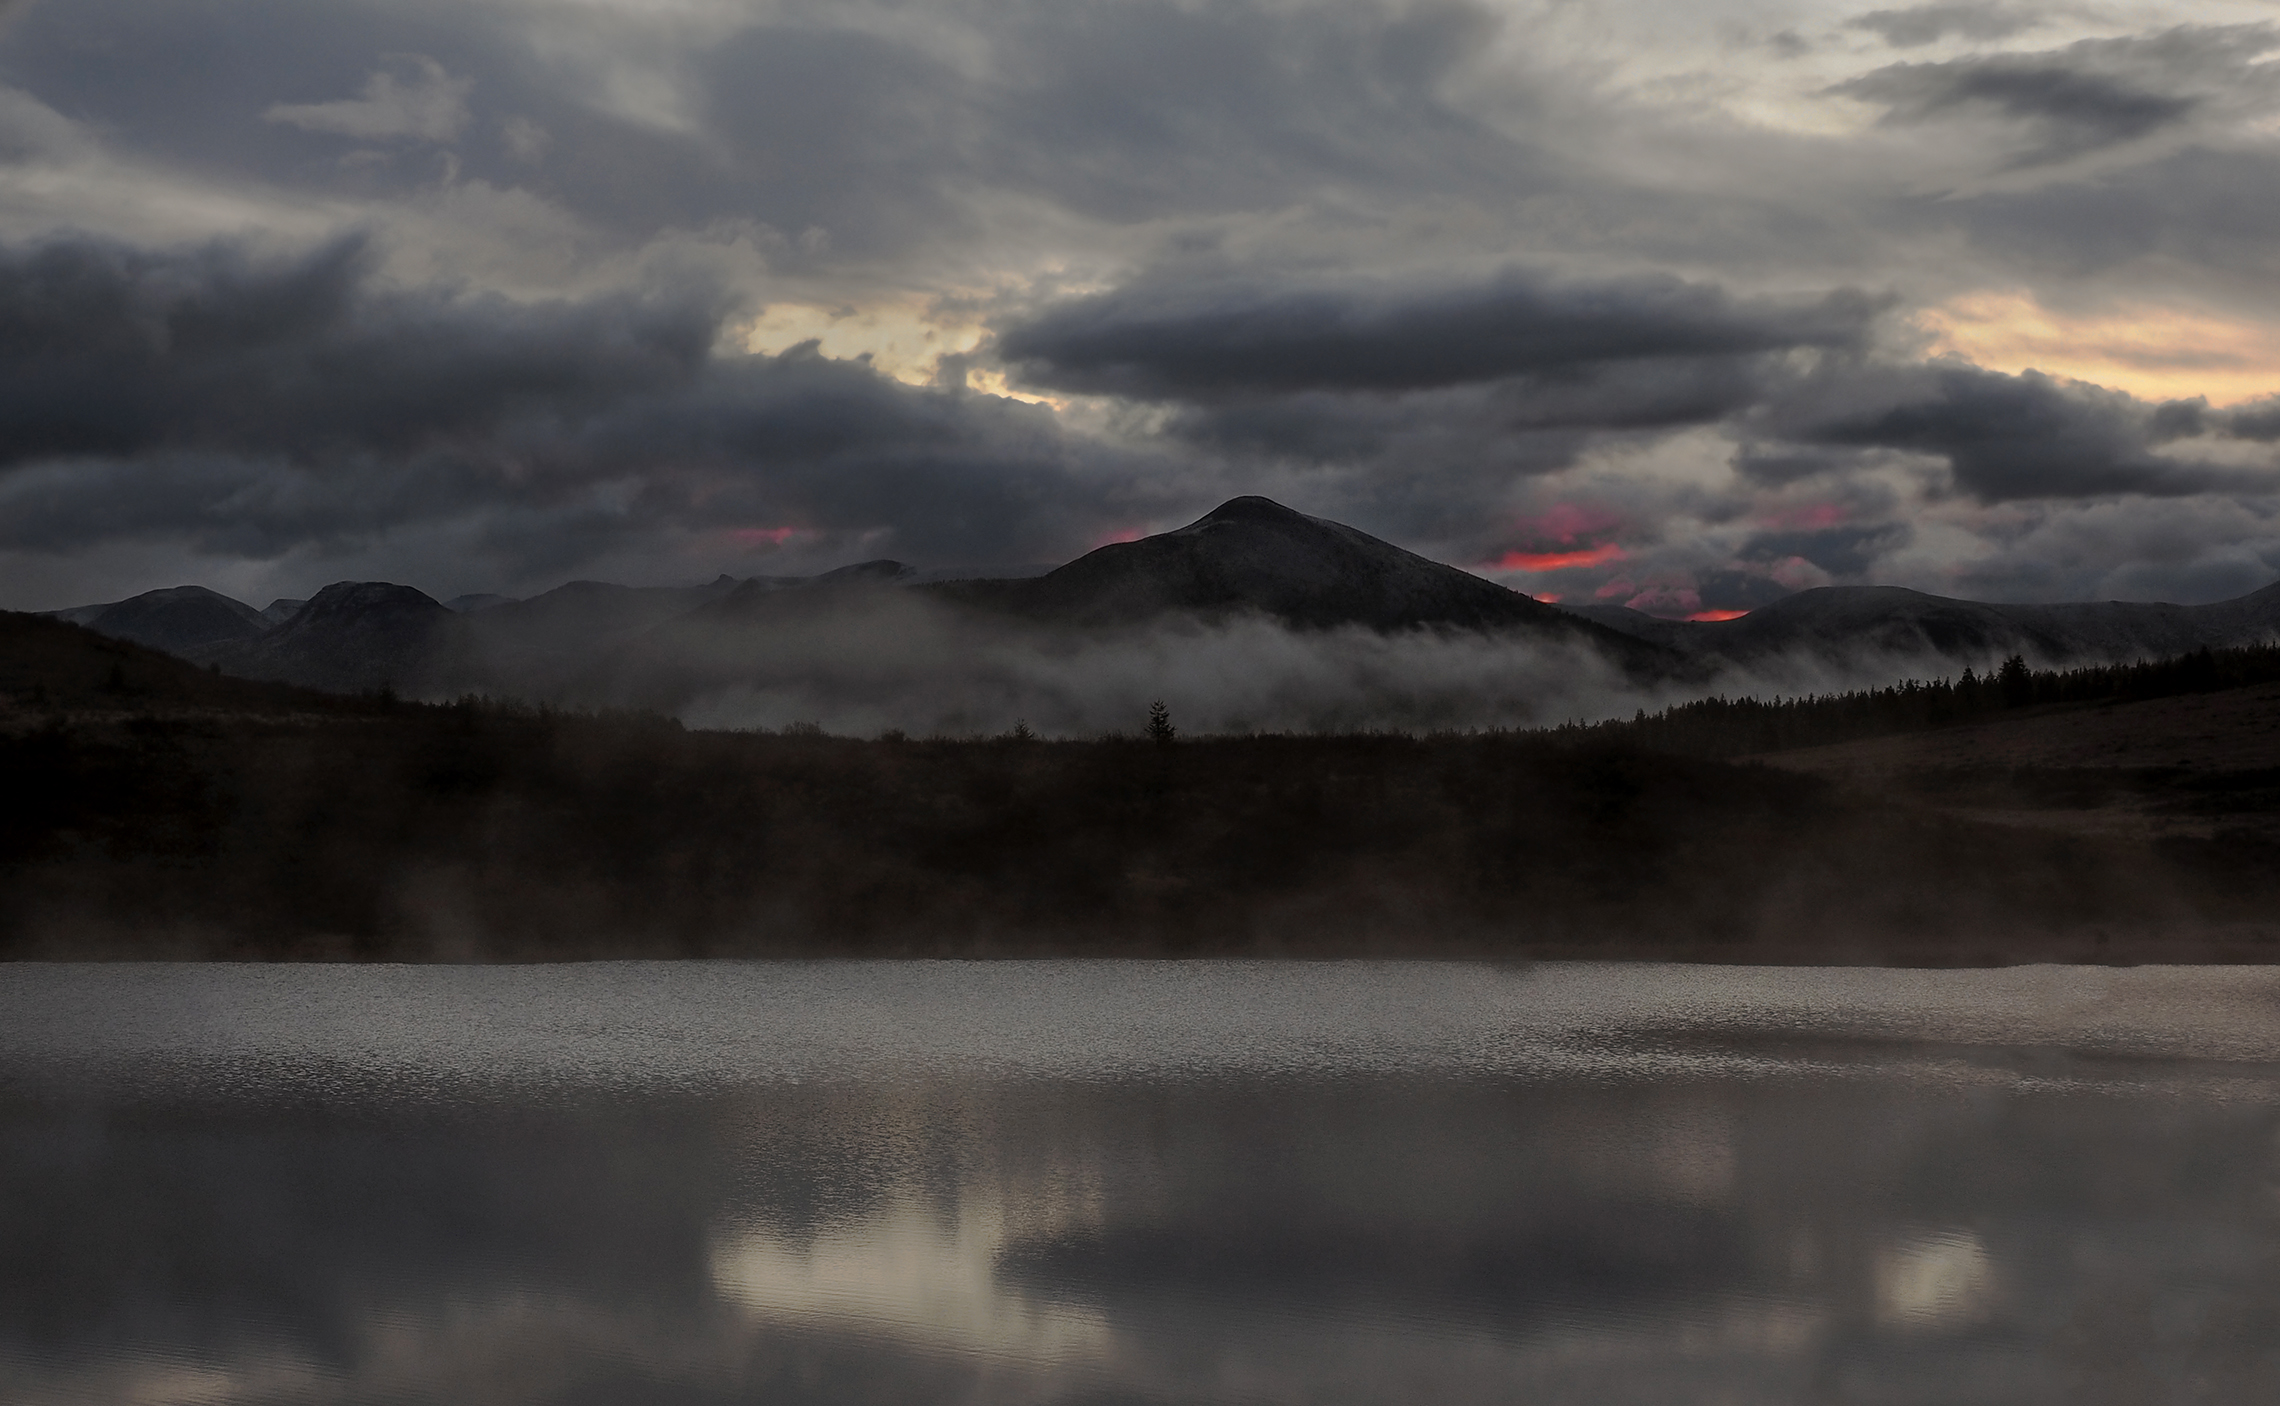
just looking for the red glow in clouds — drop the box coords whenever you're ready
[1685,608,1749,622]
[1488,503,1628,575]
[1093,527,1149,548]
[1494,543,1627,572]
[1532,591,1562,604]
[730,526,806,546]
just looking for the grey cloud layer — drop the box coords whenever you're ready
[0,236,711,467]
[1762,362,2266,501]
[998,265,2276,507]
[1832,24,2280,167]
[4,227,2272,605]
[0,0,1538,258]
[265,54,473,142]
[0,236,1165,580]
[1851,3,2043,49]
[1,0,2278,610]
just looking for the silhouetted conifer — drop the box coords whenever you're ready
[1147,700,1176,743]
[1998,655,2031,707]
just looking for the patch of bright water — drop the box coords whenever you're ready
[2,962,2278,1403]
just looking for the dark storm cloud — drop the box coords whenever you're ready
[2149,398,2213,441]
[1769,363,2263,501]
[2217,396,2280,442]
[1831,25,2278,166]
[1731,445,1884,486]
[1159,353,1779,472]
[1834,62,2190,163]
[998,270,1879,400]
[0,235,713,468]
[1849,3,2040,49]
[566,343,1159,564]
[0,235,1167,573]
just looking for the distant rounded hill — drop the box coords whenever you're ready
[44,585,268,657]
[231,582,457,694]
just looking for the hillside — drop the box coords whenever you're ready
[1570,580,2280,671]
[0,611,375,716]
[1756,682,2280,848]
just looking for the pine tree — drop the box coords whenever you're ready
[1997,654,2031,707]
[1146,700,1176,743]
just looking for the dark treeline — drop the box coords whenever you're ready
[1554,644,2280,759]
[4,698,2274,961]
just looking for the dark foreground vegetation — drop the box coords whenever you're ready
[1571,643,2280,758]
[5,610,2278,962]
[13,701,2273,961]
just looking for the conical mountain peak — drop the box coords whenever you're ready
[1192,495,1315,527]
[924,496,1671,671]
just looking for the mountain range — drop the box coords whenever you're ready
[37,496,2280,709]
[41,499,1661,697]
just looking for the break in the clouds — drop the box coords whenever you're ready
[1,0,2279,612]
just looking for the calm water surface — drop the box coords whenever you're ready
[4,961,2280,1405]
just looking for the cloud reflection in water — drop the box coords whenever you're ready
[1,962,2278,1404]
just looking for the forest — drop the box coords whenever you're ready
[1567,644,2280,758]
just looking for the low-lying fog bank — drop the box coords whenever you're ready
[630,601,1649,738]
[445,591,2210,741]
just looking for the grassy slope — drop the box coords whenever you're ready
[1758,681,2280,846]
[0,611,380,716]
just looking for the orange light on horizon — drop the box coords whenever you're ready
[730,526,808,546]
[1532,591,1562,604]
[1685,608,1749,622]
[1494,543,1627,572]
[1918,292,2280,407]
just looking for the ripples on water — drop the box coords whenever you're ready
[3,962,2278,1404]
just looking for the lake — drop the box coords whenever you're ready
[4,961,2278,1404]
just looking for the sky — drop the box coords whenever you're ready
[3,0,2279,615]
